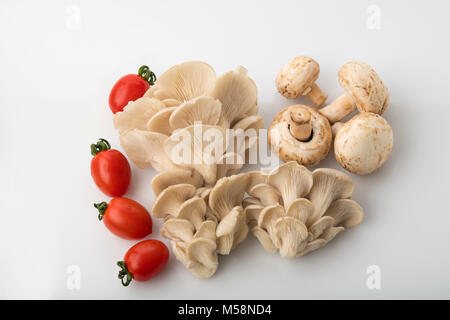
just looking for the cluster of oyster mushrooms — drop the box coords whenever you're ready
[112,61,364,278]
[272,56,394,175]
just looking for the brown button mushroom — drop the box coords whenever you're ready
[319,61,390,123]
[268,105,332,167]
[276,56,328,107]
[334,112,393,175]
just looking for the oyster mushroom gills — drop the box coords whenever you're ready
[268,104,332,167]
[276,56,328,107]
[244,162,363,258]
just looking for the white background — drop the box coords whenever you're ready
[1,0,449,299]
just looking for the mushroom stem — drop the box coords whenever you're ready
[319,93,355,123]
[305,83,328,108]
[289,109,312,141]
[331,122,344,137]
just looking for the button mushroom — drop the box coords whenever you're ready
[268,104,332,166]
[334,112,394,175]
[319,61,390,123]
[275,56,328,107]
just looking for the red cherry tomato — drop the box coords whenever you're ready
[94,198,152,240]
[90,138,131,197]
[108,65,157,114]
[117,240,169,286]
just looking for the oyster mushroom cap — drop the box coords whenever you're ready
[296,238,326,257]
[187,238,218,270]
[334,112,394,175]
[275,55,319,99]
[247,171,268,191]
[251,226,277,253]
[274,216,308,258]
[164,124,228,185]
[215,152,244,181]
[306,168,354,225]
[285,198,314,224]
[321,226,345,243]
[209,173,250,219]
[177,197,207,230]
[232,115,263,131]
[243,197,263,208]
[216,206,248,254]
[339,61,390,114]
[145,61,216,105]
[151,169,203,196]
[194,220,217,241]
[146,107,176,135]
[258,204,284,238]
[119,129,176,170]
[309,216,335,239]
[268,105,332,167]
[248,183,281,207]
[161,218,194,242]
[113,97,165,133]
[267,161,313,210]
[169,96,222,130]
[244,204,265,222]
[211,66,258,128]
[152,183,196,218]
[325,198,364,228]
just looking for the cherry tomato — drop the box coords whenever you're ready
[108,65,157,114]
[117,240,169,286]
[94,198,152,240]
[90,138,131,197]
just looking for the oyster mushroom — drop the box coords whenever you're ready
[306,168,354,225]
[268,105,332,167]
[119,129,178,170]
[113,97,165,133]
[152,183,196,218]
[177,197,207,230]
[169,96,222,130]
[267,161,313,210]
[208,173,250,220]
[325,199,364,228]
[248,184,281,206]
[319,61,390,123]
[275,56,328,107]
[215,206,248,254]
[164,124,228,186]
[144,61,216,106]
[146,107,176,135]
[211,66,258,128]
[274,216,309,258]
[151,169,203,196]
[334,112,393,175]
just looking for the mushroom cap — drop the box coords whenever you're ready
[211,66,258,128]
[325,198,364,228]
[334,112,393,175]
[338,61,390,114]
[306,168,354,225]
[275,56,320,99]
[146,107,176,135]
[119,129,177,171]
[208,173,250,220]
[144,61,216,106]
[169,96,222,131]
[151,169,203,196]
[151,183,196,218]
[113,97,165,133]
[164,124,228,185]
[268,105,332,167]
[266,161,313,210]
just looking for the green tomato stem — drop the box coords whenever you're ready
[90,138,111,156]
[138,65,157,86]
[117,261,133,287]
[93,201,108,220]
